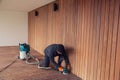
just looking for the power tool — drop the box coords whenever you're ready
[63,68,69,75]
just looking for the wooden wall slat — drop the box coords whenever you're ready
[79,0,85,78]
[76,0,83,77]
[101,0,109,80]
[80,0,86,78]
[97,0,106,80]
[47,2,55,45]
[28,11,35,49]
[109,0,119,80]
[86,0,92,79]
[35,6,48,54]
[28,0,120,80]
[74,0,78,75]
[115,3,120,80]
[97,0,106,79]
[83,0,90,79]
[89,0,95,80]
[92,0,100,80]
[105,0,115,80]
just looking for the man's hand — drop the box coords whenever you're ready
[67,64,71,71]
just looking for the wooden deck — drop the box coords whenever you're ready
[0,46,81,80]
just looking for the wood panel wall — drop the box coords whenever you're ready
[28,0,120,80]
[28,11,35,48]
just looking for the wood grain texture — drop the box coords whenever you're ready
[35,6,48,54]
[28,0,120,80]
[28,11,35,49]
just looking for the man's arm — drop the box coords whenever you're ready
[49,56,60,69]
[49,56,64,72]
[63,52,70,66]
[62,51,71,71]
[58,56,64,66]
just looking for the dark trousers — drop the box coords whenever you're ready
[43,54,50,67]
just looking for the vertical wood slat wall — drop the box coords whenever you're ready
[28,0,120,80]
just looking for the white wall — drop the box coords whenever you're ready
[0,11,28,46]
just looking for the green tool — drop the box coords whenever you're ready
[63,68,68,75]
